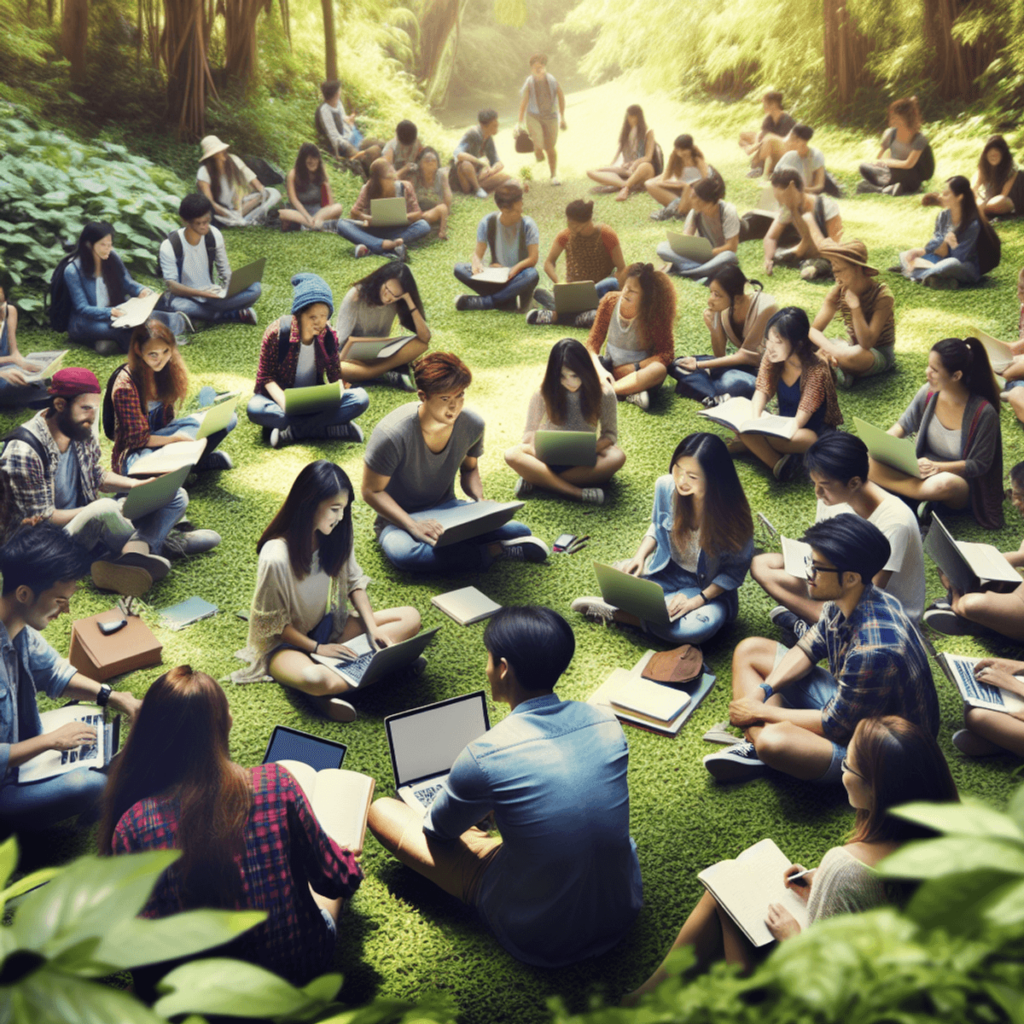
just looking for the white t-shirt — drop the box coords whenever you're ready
[778,193,839,225]
[158,226,232,295]
[294,340,317,389]
[197,154,255,207]
[816,495,925,621]
[777,147,826,186]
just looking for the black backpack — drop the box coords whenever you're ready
[47,254,77,332]
[241,155,284,187]
[977,218,1002,277]
[917,142,936,183]
[101,363,131,440]
[156,229,216,281]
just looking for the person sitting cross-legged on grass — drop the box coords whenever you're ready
[410,147,452,240]
[867,336,1004,530]
[969,134,1024,220]
[626,716,958,1003]
[504,338,624,506]
[771,124,827,193]
[809,240,896,389]
[366,606,643,968]
[572,432,752,646]
[278,144,345,232]
[655,173,739,281]
[231,460,421,722]
[527,199,626,328]
[857,96,930,197]
[586,104,659,202]
[669,265,777,405]
[646,133,709,220]
[586,262,675,413]
[763,169,842,280]
[316,78,380,175]
[731,307,843,481]
[753,432,925,647]
[196,135,281,228]
[449,108,511,198]
[453,182,539,313]
[246,273,370,449]
[334,262,430,393]
[381,119,424,180]
[739,90,796,178]
[921,459,1024,644]
[704,514,939,785]
[361,352,547,573]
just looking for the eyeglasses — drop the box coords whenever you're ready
[841,756,865,780]
[804,557,845,581]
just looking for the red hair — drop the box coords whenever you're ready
[414,351,472,396]
[128,320,188,415]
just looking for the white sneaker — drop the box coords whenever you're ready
[570,595,617,624]
[475,188,488,199]
[550,176,561,186]
[623,390,650,411]
[702,721,738,745]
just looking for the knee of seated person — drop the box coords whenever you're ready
[64,767,107,803]
[733,635,775,666]
[648,362,668,384]
[367,797,407,846]
[956,591,988,621]
[753,722,793,759]
[607,446,626,470]
[347,387,370,414]
[170,489,189,515]
[88,497,123,520]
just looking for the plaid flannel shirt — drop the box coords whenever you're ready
[796,584,939,745]
[110,368,172,474]
[254,316,343,398]
[112,762,362,986]
[0,411,106,522]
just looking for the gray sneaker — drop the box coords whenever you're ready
[162,528,221,558]
[649,197,681,221]
[270,427,293,449]
[514,477,534,499]
[533,288,556,310]
[580,487,605,505]
[702,721,739,745]
[703,741,766,782]
[382,366,417,391]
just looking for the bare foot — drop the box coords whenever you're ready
[616,186,631,201]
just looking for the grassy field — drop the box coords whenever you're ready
[7,78,1024,1022]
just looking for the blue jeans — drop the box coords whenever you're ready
[125,389,236,469]
[246,390,369,440]
[0,766,106,833]
[910,256,982,286]
[595,275,619,299]
[161,283,262,324]
[68,310,188,353]
[378,498,532,573]
[670,355,757,401]
[655,244,739,280]
[642,561,729,645]
[453,264,540,309]
[334,218,431,255]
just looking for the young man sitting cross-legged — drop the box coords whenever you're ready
[705,514,939,784]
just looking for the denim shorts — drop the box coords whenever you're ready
[1005,380,1024,392]
[321,907,337,939]
[772,642,846,785]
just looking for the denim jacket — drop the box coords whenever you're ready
[643,475,753,620]
[64,254,143,322]
[923,209,981,274]
[0,620,77,784]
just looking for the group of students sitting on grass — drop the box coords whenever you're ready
[4,80,1024,1008]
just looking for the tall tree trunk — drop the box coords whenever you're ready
[822,0,872,108]
[164,0,216,138]
[321,0,336,80]
[221,0,267,84]
[61,0,89,84]
[923,0,998,102]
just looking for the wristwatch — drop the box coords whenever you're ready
[96,683,112,708]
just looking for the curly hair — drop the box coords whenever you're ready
[624,262,676,342]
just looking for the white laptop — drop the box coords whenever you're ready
[384,691,490,815]
[311,626,440,688]
[369,197,408,227]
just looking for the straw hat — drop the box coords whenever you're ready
[818,239,879,276]
[199,135,230,163]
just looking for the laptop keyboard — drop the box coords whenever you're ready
[413,784,444,808]
[954,658,1005,706]
[341,650,374,683]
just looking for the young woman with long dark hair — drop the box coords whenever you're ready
[868,336,1003,529]
[505,338,625,504]
[586,104,659,201]
[625,715,959,1001]
[572,432,753,645]
[411,146,453,239]
[109,320,236,474]
[196,135,280,227]
[646,133,709,219]
[968,134,1024,218]
[232,460,421,720]
[100,665,363,986]
[279,143,345,231]
[63,222,187,356]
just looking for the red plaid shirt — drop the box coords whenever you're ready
[110,367,173,474]
[254,316,344,398]
[112,762,362,986]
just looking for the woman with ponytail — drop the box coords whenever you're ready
[585,262,675,412]
[670,264,777,404]
[868,337,1003,528]
[100,665,362,986]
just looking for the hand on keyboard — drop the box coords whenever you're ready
[318,642,359,661]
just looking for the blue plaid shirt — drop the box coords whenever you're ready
[796,585,939,744]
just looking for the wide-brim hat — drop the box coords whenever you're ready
[199,135,230,163]
[818,239,879,276]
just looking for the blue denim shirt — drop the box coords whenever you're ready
[0,620,77,783]
[643,474,754,619]
[923,209,981,274]
[64,254,143,322]
[424,694,643,967]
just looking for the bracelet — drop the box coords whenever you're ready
[313,643,319,655]
[759,682,774,701]
[698,592,709,605]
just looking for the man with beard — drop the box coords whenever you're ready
[0,368,217,595]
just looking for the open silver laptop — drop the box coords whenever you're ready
[385,691,491,814]
[924,512,1021,594]
[593,561,671,626]
[220,257,265,299]
[311,626,441,688]
[369,197,408,227]
[553,281,599,315]
[408,500,524,547]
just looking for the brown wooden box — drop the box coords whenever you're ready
[68,610,163,682]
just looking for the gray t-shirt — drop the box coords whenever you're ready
[53,444,82,511]
[334,287,398,342]
[683,201,740,247]
[776,147,826,185]
[364,401,485,530]
[883,128,928,161]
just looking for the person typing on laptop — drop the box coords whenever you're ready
[0,368,191,596]
[705,514,939,784]
[367,606,643,967]
[362,352,547,573]
[157,193,260,327]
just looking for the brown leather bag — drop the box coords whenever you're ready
[642,644,703,686]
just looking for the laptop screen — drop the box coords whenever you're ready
[263,725,347,771]
[386,691,490,788]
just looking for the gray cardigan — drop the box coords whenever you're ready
[897,384,1003,529]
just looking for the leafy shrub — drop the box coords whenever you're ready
[0,101,186,322]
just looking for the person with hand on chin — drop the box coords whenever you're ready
[0,523,142,832]
[361,352,547,573]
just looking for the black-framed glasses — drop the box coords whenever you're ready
[804,556,845,581]
[841,756,865,780]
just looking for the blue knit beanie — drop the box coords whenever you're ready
[291,273,334,318]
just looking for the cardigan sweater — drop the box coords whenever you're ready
[587,292,675,368]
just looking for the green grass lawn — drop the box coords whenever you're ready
[7,79,1024,1023]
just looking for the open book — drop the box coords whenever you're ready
[20,350,68,383]
[343,336,414,362]
[127,438,207,477]
[19,705,114,784]
[698,396,797,440]
[697,837,811,947]
[111,291,163,329]
[278,759,375,855]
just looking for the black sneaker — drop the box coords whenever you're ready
[922,605,984,636]
[703,742,766,782]
[455,295,488,312]
[769,605,808,646]
[496,536,549,562]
